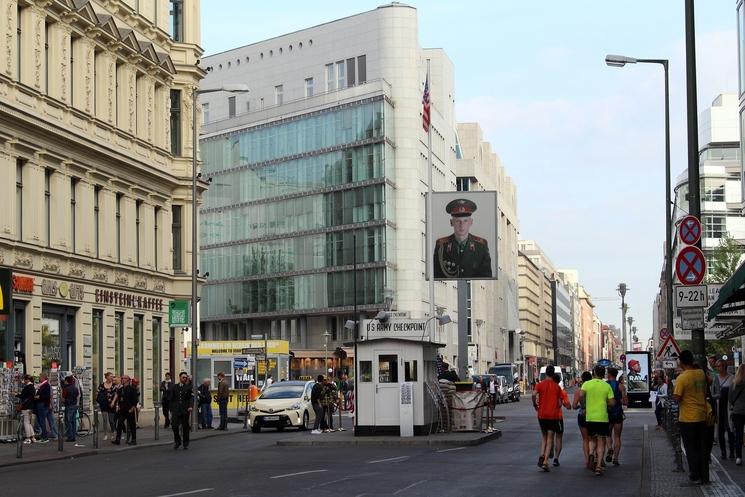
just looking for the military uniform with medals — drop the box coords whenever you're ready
[433,199,493,278]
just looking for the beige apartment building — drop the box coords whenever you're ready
[517,250,553,382]
[0,0,203,413]
[456,123,519,374]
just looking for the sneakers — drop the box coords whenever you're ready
[553,458,560,467]
[23,439,32,445]
[37,438,49,444]
[103,435,108,441]
[537,455,545,468]
[736,458,742,466]
[605,449,614,463]
[311,429,322,434]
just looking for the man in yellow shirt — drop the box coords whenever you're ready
[672,350,711,486]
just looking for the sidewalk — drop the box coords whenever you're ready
[0,421,244,468]
[648,424,745,497]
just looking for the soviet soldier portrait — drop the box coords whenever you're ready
[434,198,493,279]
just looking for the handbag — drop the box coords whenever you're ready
[706,404,716,426]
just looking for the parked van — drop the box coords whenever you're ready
[539,366,564,389]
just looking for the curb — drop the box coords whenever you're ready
[640,424,651,497]
[275,429,501,447]
[0,427,245,469]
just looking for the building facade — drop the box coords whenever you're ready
[0,0,203,414]
[198,4,465,377]
[456,123,519,374]
[552,276,574,372]
[517,249,553,382]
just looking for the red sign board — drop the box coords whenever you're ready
[678,215,702,245]
[659,328,670,340]
[12,275,34,294]
[676,246,706,285]
[656,335,682,360]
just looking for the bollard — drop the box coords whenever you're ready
[16,417,22,459]
[57,410,64,452]
[93,407,99,449]
[154,402,160,440]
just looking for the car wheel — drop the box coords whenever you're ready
[300,411,310,431]
[251,424,261,433]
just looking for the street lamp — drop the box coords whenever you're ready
[617,283,628,353]
[606,55,673,342]
[323,331,331,375]
[190,83,248,430]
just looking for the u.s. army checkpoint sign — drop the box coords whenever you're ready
[361,318,431,341]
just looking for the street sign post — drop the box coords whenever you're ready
[680,308,705,330]
[675,246,707,285]
[241,347,264,355]
[659,328,670,340]
[674,284,708,308]
[656,335,682,362]
[678,215,702,245]
[168,300,190,327]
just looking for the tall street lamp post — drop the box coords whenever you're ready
[627,316,634,353]
[617,283,628,352]
[606,55,674,341]
[191,84,248,430]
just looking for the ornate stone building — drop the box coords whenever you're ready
[0,0,203,414]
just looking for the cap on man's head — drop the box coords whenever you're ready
[628,360,640,369]
[446,198,477,218]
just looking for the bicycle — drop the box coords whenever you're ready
[76,411,91,437]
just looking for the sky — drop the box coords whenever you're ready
[202,1,738,346]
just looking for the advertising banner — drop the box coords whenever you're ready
[431,191,498,280]
[624,351,650,394]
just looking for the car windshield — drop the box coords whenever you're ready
[259,385,305,400]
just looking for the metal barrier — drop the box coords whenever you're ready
[16,417,22,459]
[57,410,64,452]
[661,399,685,472]
[93,407,99,449]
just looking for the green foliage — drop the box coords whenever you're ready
[708,233,744,284]
[676,339,736,358]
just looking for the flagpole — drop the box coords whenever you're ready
[426,59,435,327]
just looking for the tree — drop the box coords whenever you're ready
[708,233,744,284]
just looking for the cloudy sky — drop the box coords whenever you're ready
[202,1,738,344]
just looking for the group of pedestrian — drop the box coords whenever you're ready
[16,372,82,445]
[310,374,340,434]
[533,364,626,476]
[96,372,140,446]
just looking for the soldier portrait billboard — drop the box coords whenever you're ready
[431,191,498,280]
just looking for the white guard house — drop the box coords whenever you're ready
[355,318,444,436]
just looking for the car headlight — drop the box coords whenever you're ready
[508,387,513,392]
[249,405,258,412]
[290,403,302,410]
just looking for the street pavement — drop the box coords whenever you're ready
[0,397,662,497]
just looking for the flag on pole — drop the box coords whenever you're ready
[422,74,431,132]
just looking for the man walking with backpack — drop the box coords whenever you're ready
[532,365,567,471]
[197,378,213,429]
[605,367,627,466]
[34,372,57,442]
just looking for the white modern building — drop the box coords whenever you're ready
[197,4,471,377]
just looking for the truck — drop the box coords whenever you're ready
[487,363,520,402]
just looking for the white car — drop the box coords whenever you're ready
[249,380,316,432]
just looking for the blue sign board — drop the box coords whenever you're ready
[234,357,248,368]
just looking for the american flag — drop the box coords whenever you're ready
[422,74,430,132]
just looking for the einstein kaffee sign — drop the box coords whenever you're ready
[360,318,432,341]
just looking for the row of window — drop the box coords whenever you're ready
[201,185,386,246]
[202,267,387,317]
[14,160,184,272]
[12,4,185,156]
[202,100,384,172]
[206,39,314,73]
[207,55,368,122]
[203,144,384,210]
[201,226,387,281]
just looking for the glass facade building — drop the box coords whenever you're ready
[200,97,396,323]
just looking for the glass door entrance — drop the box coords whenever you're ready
[42,306,76,373]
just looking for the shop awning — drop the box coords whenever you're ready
[708,262,745,320]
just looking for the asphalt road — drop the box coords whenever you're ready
[0,394,654,497]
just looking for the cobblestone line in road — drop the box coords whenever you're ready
[649,425,702,497]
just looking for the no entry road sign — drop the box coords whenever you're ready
[675,246,706,286]
[678,215,702,245]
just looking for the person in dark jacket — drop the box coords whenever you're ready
[160,372,173,428]
[34,372,57,441]
[197,378,213,429]
[310,375,325,434]
[17,375,37,444]
[61,375,80,442]
[216,372,229,430]
[170,371,194,449]
[112,375,138,446]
